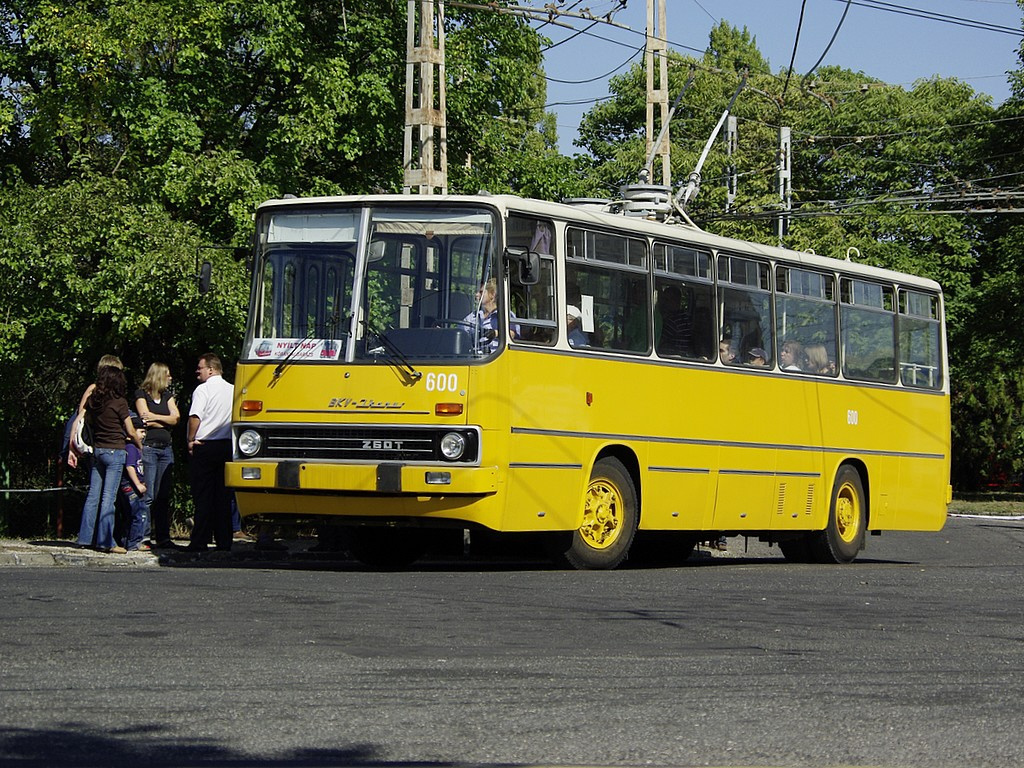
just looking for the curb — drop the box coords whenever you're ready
[0,538,358,569]
[0,541,162,568]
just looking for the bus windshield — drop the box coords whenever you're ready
[245,204,500,363]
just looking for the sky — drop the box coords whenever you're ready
[532,0,1024,154]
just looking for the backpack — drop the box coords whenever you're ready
[72,412,94,455]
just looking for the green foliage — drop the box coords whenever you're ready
[0,0,561,497]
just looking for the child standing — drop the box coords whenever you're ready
[121,417,149,552]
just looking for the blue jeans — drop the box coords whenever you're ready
[142,444,174,542]
[78,448,127,550]
[122,489,149,550]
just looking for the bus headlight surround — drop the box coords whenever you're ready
[440,431,466,461]
[238,429,263,457]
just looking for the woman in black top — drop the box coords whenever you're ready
[77,366,143,553]
[135,362,180,548]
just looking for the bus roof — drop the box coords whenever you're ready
[255,193,944,294]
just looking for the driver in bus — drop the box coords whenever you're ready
[464,279,518,352]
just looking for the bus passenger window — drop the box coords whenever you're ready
[655,283,692,356]
[719,287,772,368]
[507,215,557,345]
[622,278,650,352]
[898,290,943,389]
[841,279,896,383]
[775,265,837,376]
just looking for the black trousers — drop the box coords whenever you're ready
[189,440,233,550]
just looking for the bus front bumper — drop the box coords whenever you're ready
[226,460,499,495]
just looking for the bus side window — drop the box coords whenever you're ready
[719,292,773,368]
[841,279,896,383]
[622,276,650,353]
[507,215,557,345]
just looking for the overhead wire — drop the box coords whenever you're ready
[832,0,1023,35]
[545,46,644,84]
[781,0,809,104]
[801,0,853,86]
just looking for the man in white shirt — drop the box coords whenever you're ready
[186,353,235,551]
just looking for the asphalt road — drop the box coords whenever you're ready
[1,515,1022,767]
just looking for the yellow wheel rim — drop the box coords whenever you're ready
[580,477,623,550]
[835,481,861,544]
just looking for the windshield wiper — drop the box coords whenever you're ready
[271,311,346,383]
[364,319,422,382]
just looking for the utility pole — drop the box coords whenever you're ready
[403,0,448,194]
[725,115,737,212]
[645,0,670,186]
[776,126,792,244]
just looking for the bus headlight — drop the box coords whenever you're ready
[439,432,466,460]
[238,429,263,457]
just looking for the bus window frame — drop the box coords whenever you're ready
[717,252,774,368]
[774,264,839,377]
[506,213,558,347]
[840,276,898,384]
[897,287,944,390]
[652,240,715,363]
[564,225,650,354]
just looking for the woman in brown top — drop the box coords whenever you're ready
[76,366,143,553]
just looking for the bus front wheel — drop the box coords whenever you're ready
[551,457,638,570]
[810,465,866,564]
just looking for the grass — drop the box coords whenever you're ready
[948,497,1024,517]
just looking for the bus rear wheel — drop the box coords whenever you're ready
[551,457,638,570]
[809,465,866,564]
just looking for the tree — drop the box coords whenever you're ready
[0,0,562,501]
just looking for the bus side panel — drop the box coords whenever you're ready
[642,458,715,531]
[894,388,950,531]
[709,374,823,532]
[711,457,776,531]
[898,454,949,530]
[771,379,825,531]
[817,383,949,532]
[508,351,724,533]
[505,350,589,532]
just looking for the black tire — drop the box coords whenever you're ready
[549,457,639,570]
[345,527,427,570]
[808,465,867,564]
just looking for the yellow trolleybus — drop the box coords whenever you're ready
[226,193,949,569]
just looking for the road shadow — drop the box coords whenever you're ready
[0,723,486,767]
[17,536,924,572]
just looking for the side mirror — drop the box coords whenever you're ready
[368,240,386,263]
[505,246,540,286]
[198,261,212,294]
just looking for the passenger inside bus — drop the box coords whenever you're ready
[566,283,589,348]
[780,339,806,371]
[805,343,835,375]
[655,284,693,357]
[719,338,736,363]
[567,305,588,347]
[746,347,768,366]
